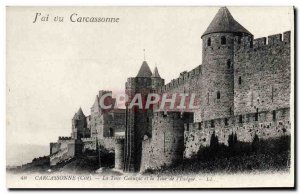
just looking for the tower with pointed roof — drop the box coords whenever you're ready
[201,7,253,121]
[151,66,165,89]
[124,60,161,172]
[49,6,291,173]
[71,107,90,139]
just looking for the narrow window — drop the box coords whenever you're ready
[239,115,243,123]
[250,40,253,48]
[273,110,276,121]
[207,38,211,47]
[271,85,274,102]
[207,92,209,104]
[217,91,220,99]
[238,76,242,85]
[255,108,258,121]
[221,36,226,45]
[225,118,228,126]
[229,107,232,115]
[227,59,231,68]
[211,120,215,128]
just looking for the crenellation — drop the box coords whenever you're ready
[103,136,125,140]
[58,136,72,140]
[234,31,290,116]
[184,108,290,158]
[183,71,189,81]
[236,32,290,52]
[190,71,194,78]
[268,33,283,45]
[171,79,176,87]
[283,31,291,43]
[48,7,292,173]
[157,65,202,95]
[81,137,96,142]
[167,83,171,90]
[133,8,291,172]
[253,37,267,48]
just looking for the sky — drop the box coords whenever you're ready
[6,7,293,164]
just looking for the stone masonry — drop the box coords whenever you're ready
[50,7,292,173]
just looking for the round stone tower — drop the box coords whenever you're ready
[140,111,194,172]
[115,138,125,170]
[71,107,88,139]
[201,7,253,121]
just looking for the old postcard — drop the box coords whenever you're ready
[6,6,294,188]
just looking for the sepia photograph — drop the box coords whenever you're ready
[6,6,294,188]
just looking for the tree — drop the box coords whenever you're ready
[210,131,219,150]
[228,132,234,147]
[252,133,260,153]
[234,132,238,144]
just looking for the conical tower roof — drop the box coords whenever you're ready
[202,7,252,38]
[151,66,161,78]
[76,107,85,117]
[136,61,152,77]
[93,95,99,106]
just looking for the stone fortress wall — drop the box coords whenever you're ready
[90,90,126,139]
[137,7,291,171]
[140,111,193,171]
[50,137,82,166]
[146,32,291,164]
[154,31,291,122]
[155,66,202,122]
[184,107,290,158]
[233,32,291,115]
[81,136,124,152]
[81,136,125,170]
[49,7,292,173]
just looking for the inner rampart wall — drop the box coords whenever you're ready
[184,108,290,158]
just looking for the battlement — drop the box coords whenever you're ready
[156,65,202,93]
[153,111,194,123]
[58,136,72,140]
[103,136,125,140]
[47,7,292,173]
[81,137,97,142]
[185,107,290,132]
[235,31,291,51]
[184,107,291,158]
[81,136,125,142]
